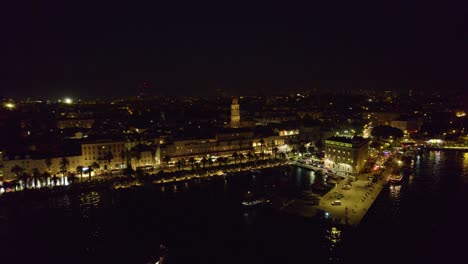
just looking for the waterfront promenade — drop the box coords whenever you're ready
[283,160,393,226]
[318,169,390,226]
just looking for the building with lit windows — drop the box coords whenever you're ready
[2,154,82,180]
[324,136,369,175]
[231,97,240,128]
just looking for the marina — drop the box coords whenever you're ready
[0,150,467,264]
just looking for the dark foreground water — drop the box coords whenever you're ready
[1,150,467,264]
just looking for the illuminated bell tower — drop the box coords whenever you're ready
[231,97,240,128]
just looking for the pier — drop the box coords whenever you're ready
[284,160,393,226]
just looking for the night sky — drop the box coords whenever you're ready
[2,0,467,98]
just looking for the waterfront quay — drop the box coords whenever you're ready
[284,159,394,226]
[318,169,391,226]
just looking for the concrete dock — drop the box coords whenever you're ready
[282,161,394,226]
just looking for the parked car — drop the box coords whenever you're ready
[331,200,342,206]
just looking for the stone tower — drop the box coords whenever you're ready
[231,97,240,128]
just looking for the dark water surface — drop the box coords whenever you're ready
[1,151,467,264]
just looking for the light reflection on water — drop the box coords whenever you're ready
[79,191,101,219]
[325,225,343,264]
[389,184,401,199]
[2,157,467,264]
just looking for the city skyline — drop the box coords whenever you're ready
[2,0,467,98]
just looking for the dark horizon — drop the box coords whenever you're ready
[2,0,467,98]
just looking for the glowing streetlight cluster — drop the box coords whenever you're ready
[3,102,15,110]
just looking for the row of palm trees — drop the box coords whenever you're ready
[7,157,105,190]
[4,146,287,189]
[165,148,285,172]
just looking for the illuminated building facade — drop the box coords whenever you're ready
[230,98,240,128]
[324,136,369,175]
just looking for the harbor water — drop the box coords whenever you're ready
[0,150,467,264]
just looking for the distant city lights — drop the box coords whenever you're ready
[64,98,73,104]
[3,102,15,110]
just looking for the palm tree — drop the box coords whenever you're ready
[298,144,307,156]
[291,148,297,155]
[41,172,51,187]
[45,158,52,173]
[232,152,238,164]
[216,157,223,167]
[239,153,245,164]
[91,162,100,171]
[131,149,142,167]
[104,151,114,171]
[180,158,186,170]
[135,168,145,180]
[176,159,183,171]
[272,147,279,159]
[151,145,158,165]
[87,165,94,181]
[11,165,24,179]
[76,166,84,181]
[259,138,265,154]
[120,150,126,166]
[123,167,134,177]
[279,152,287,160]
[247,152,253,163]
[188,157,196,171]
[32,168,40,188]
[163,155,171,167]
[201,157,208,168]
[59,157,70,176]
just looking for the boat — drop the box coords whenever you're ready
[390,173,403,184]
[242,190,268,207]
